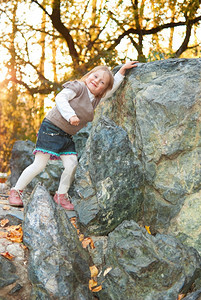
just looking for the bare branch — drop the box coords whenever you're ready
[175,23,192,57]
[31,0,51,17]
[108,16,201,51]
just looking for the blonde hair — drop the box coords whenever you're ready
[81,66,114,98]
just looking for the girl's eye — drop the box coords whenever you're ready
[94,75,97,78]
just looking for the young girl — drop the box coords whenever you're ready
[9,61,138,210]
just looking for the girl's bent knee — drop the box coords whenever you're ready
[61,154,78,169]
[70,155,78,167]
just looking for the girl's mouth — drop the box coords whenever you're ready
[91,81,97,87]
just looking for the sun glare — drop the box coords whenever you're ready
[0,66,8,82]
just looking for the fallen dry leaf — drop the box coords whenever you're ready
[145,225,151,234]
[177,294,186,300]
[90,265,99,278]
[89,279,98,290]
[103,267,112,277]
[90,239,95,249]
[3,205,10,210]
[0,200,8,204]
[7,225,21,231]
[82,237,95,249]
[1,219,9,227]
[0,231,7,238]
[70,217,78,229]
[21,244,28,250]
[1,251,14,260]
[82,237,92,248]
[6,225,23,243]
[79,234,85,242]
[92,285,102,292]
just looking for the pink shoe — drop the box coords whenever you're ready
[53,192,74,210]
[9,188,23,207]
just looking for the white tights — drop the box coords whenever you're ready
[14,152,78,194]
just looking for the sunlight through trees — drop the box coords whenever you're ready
[0,0,201,171]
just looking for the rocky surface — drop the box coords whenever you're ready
[1,184,200,300]
[23,184,93,300]
[72,58,201,255]
[99,220,201,299]
[73,117,143,235]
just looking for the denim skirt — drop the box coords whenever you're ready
[33,118,77,160]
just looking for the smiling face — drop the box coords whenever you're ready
[85,70,110,97]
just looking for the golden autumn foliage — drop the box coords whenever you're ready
[0,1,201,172]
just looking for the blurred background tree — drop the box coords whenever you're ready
[0,0,201,172]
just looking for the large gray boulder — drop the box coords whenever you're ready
[73,117,143,235]
[23,184,94,300]
[99,220,201,300]
[23,186,201,300]
[72,58,201,255]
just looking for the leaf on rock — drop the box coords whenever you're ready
[0,231,7,238]
[82,237,91,248]
[0,219,9,227]
[89,279,98,290]
[82,237,95,249]
[3,205,10,210]
[90,239,95,249]
[145,225,151,234]
[70,217,78,229]
[70,217,95,249]
[90,265,99,277]
[6,225,23,243]
[92,285,102,292]
[1,251,14,260]
[21,244,28,250]
[79,234,84,241]
[103,267,112,277]
[177,294,186,300]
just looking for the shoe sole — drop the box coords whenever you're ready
[9,202,23,207]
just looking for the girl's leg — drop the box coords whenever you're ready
[53,154,78,210]
[9,152,50,206]
[14,152,50,190]
[57,154,78,194]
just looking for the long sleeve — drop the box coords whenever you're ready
[55,88,77,122]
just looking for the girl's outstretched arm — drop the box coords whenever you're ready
[101,61,138,101]
[119,61,138,76]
